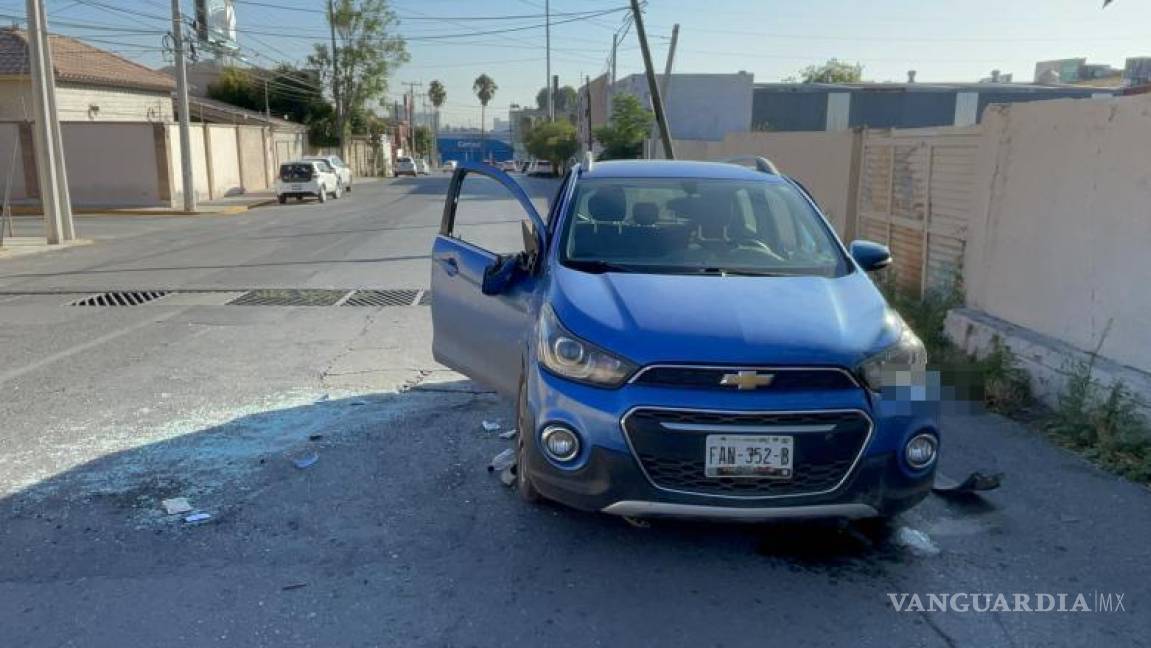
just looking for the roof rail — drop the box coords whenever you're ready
[715,156,780,175]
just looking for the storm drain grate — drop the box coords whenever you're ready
[226,289,350,307]
[69,291,171,307]
[341,289,420,307]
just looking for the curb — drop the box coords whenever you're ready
[11,199,278,217]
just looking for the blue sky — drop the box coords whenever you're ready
[5,0,1151,127]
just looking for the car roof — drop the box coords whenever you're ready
[580,159,784,182]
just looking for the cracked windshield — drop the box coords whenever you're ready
[0,0,1147,646]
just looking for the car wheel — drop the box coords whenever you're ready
[278,195,286,204]
[345,182,352,193]
[515,378,542,503]
[318,189,327,203]
[333,184,342,199]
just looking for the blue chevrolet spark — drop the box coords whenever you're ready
[431,159,938,522]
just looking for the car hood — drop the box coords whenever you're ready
[549,266,898,368]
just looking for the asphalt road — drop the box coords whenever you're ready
[0,176,1148,647]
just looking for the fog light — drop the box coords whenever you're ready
[905,433,938,469]
[541,425,580,462]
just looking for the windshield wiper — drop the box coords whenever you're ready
[694,267,791,277]
[564,259,637,274]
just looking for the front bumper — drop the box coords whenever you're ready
[522,366,937,520]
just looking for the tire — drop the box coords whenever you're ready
[515,378,542,503]
[333,184,342,200]
[318,189,327,203]
[278,195,286,204]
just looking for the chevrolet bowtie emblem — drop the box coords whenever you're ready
[720,370,775,390]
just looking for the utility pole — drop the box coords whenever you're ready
[629,0,674,159]
[402,81,421,156]
[609,32,617,107]
[263,78,271,121]
[327,0,342,155]
[170,0,196,212]
[28,0,74,240]
[584,75,592,152]
[545,0,553,120]
[661,24,680,99]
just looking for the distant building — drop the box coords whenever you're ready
[1124,57,1151,86]
[751,81,1111,132]
[0,27,174,122]
[437,131,513,164]
[608,72,754,142]
[1034,58,1122,85]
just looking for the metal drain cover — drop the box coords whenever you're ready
[227,289,350,307]
[69,291,170,306]
[342,289,420,307]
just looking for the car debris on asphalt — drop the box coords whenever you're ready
[481,420,501,433]
[893,527,940,556]
[932,471,1003,496]
[488,448,515,473]
[499,466,516,487]
[184,512,212,524]
[290,451,320,469]
[498,429,518,439]
[161,497,193,515]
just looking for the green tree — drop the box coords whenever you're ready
[786,58,863,84]
[472,74,498,143]
[535,85,579,118]
[593,94,654,160]
[206,67,259,110]
[309,0,409,149]
[427,79,446,162]
[525,119,578,174]
[207,65,338,147]
[413,125,433,157]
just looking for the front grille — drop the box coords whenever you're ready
[623,409,870,498]
[631,366,858,391]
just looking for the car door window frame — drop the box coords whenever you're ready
[440,162,547,261]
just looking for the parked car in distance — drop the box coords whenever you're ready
[395,156,418,177]
[430,159,937,524]
[441,160,458,173]
[527,159,554,177]
[276,160,341,204]
[499,160,518,173]
[303,155,352,193]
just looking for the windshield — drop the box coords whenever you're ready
[560,177,848,277]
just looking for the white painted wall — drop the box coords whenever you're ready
[0,122,28,201]
[0,80,172,122]
[617,72,754,141]
[206,125,242,197]
[60,122,161,206]
[964,94,1151,373]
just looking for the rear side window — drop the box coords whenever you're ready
[280,164,313,182]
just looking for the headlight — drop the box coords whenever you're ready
[538,306,636,387]
[859,315,927,391]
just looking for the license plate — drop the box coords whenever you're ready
[291,184,302,191]
[705,435,794,479]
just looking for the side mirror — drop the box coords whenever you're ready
[521,220,541,268]
[849,240,892,272]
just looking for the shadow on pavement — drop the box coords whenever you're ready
[0,384,933,645]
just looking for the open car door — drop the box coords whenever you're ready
[430,162,547,398]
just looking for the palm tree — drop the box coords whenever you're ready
[428,80,446,165]
[472,74,498,157]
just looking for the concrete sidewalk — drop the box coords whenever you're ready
[9,191,276,217]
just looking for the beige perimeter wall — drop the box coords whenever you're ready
[964,94,1151,373]
[0,122,28,201]
[668,131,859,237]
[60,122,163,206]
[206,125,243,198]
